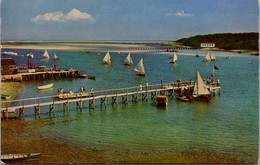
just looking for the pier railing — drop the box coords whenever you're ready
[1,80,220,119]
[1,82,184,110]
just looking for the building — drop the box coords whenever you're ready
[1,58,17,75]
[200,41,215,48]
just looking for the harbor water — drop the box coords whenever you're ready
[2,46,259,162]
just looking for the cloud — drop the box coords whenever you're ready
[31,8,94,24]
[174,10,193,17]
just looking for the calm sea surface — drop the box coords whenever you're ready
[2,46,259,162]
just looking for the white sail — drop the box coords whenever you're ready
[102,51,111,64]
[193,71,210,97]
[42,50,50,59]
[204,51,211,62]
[134,58,145,75]
[124,53,133,65]
[173,52,178,62]
[54,52,58,59]
[210,51,216,61]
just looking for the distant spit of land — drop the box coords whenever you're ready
[1,32,259,55]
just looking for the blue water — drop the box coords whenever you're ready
[2,47,259,162]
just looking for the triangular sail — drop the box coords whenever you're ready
[204,51,210,62]
[173,52,178,62]
[42,50,50,59]
[124,53,133,65]
[134,58,145,74]
[210,51,216,61]
[102,51,111,64]
[54,52,58,59]
[193,71,210,97]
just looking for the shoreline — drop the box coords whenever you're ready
[2,43,258,55]
[1,119,249,164]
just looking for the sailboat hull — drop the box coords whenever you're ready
[102,61,111,65]
[194,95,211,102]
[137,73,145,76]
[124,63,133,66]
[169,61,176,63]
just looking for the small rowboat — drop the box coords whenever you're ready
[76,74,96,80]
[156,95,168,106]
[37,83,53,90]
[1,94,11,99]
[1,153,42,160]
[2,51,18,56]
[176,94,194,102]
[55,91,95,99]
[1,107,17,119]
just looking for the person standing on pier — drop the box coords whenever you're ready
[139,84,142,91]
[145,81,148,91]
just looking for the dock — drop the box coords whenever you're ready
[1,80,221,120]
[1,69,79,82]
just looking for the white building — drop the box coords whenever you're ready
[200,41,215,48]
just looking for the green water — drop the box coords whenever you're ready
[5,47,259,162]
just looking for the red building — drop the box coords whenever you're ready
[1,58,17,75]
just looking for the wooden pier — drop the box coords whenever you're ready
[1,69,78,82]
[1,80,221,120]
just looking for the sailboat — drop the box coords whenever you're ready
[204,50,216,62]
[192,71,211,102]
[134,58,145,76]
[124,53,133,65]
[102,51,111,64]
[42,50,50,60]
[53,52,59,61]
[169,52,178,63]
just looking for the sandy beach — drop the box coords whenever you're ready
[1,43,154,53]
[1,119,246,164]
[2,42,258,55]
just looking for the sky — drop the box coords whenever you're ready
[1,0,259,41]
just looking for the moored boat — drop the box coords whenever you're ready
[192,71,211,102]
[27,53,34,58]
[75,73,96,80]
[1,94,11,99]
[176,93,194,102]
[55,91,95,99]
[156,95,168,106]
[1,153,42,160]
[37,83,53,90]
[2,51,18,56]
[1,107,17,119]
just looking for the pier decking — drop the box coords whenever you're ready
[1,80,221,120]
